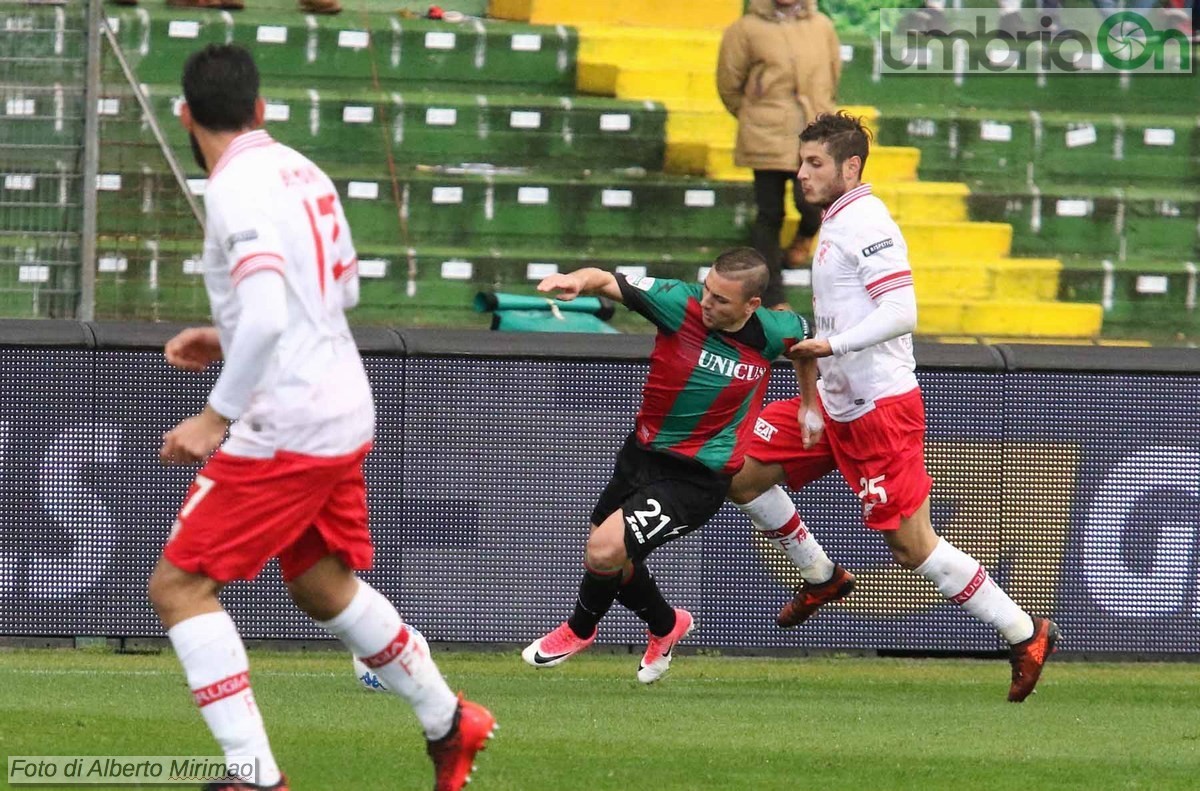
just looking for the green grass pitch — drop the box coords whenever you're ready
[2,647,1199,790]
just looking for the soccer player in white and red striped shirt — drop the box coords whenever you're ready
[147,45,493,791]
[729,112,1059,702]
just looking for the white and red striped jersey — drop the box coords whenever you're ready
[810,183,918,422]
[201,129,374,457]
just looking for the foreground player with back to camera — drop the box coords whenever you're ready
[729,112,1059,702]
[523,249,816,682]
[147,44,493,791]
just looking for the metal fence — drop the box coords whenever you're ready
[0,0,88,317]
[92,10,205,321]
[0,0,203,321]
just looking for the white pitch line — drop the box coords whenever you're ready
[0,668,343,678]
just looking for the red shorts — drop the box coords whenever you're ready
[163,443,374,583]
[746,389,933,531]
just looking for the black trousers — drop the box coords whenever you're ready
[751,169,823,306]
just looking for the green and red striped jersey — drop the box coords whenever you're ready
[617,274,811,475]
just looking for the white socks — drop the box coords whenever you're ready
[915,538,1035,644]
[740,488,1035,644]
[319,580,459,740]
[738,486,835,583]
[168,611,282,786]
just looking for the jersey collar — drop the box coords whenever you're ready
[821,183,872,222]
[209,129,275,180]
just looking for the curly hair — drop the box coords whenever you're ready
[799,111,873,176]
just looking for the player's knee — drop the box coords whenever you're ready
[288,590,333,622]
[147,567,191,622]
[287,581,353,622]
[146,569,170,616]
[584,533,627,570]
[889,544,924,570]
[727,475,763,505]
[887,535,938,570]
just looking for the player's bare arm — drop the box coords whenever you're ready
[791,357,825,449]
[537,267,623,303]
[164,327,223,372]
[788,337,834,359]
[159,404,230,465]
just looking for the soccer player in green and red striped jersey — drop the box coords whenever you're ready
[521,247,815,683]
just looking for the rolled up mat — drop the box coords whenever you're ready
[474,292,616,320]
[491,309,620,333]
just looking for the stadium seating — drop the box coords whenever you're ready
[540,7,1111,339]
[4,0,1194,340]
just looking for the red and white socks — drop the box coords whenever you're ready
[318,580,458,741]
[915,537,1034,644]
[737,486,835,584]
[167,611,283,787]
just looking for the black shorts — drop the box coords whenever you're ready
[590,433,731,562]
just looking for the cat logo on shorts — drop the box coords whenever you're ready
[754,417,778,443]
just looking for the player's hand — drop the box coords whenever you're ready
[160,405,229,465]
[788,338,833,359]
[536,273,583,301]
[800,406,825,450]
[165,327,223,372]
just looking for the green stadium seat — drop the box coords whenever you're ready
[877,107,1199,186]
[838,38,1200,114]
[105,7,578,93]
[1059,258,1200,332]
[968,184,1199,260]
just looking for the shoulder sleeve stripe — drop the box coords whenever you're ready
[231,260,285,286]
[865,269,912,292]
[231,252,285,279]
[867,275,914,300]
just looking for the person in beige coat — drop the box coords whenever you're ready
[718,0,841,307]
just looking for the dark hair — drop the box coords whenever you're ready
[799,111,872,176]
[181,44,260,132]
[712,247,769,300]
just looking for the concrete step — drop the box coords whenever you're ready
[577,26,723,72]
[490,0,742,29]
[919,299,1104,338]
[665,102,879,147]
[703,144,922,182]
[911,257,1062,302]
[782,181,969,225]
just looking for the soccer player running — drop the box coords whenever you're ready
[728,112,1059,702]
[148,45,493,791]
[523,250,814,682]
